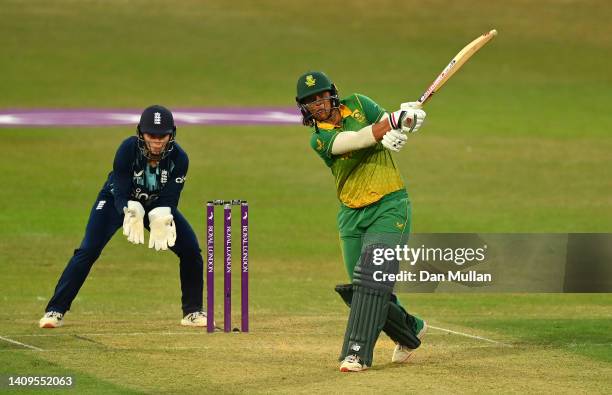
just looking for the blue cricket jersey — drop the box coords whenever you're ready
[102,136,188,214]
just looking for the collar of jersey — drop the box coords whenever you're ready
[316,105,352,130]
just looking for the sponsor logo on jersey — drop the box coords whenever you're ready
[133,170,144,185]
[175,175,186,184]
[352,109,366,123]
[133,187,158,202]
[316,138,324,151]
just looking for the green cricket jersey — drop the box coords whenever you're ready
[310,94,405,208]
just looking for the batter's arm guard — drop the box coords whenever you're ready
[330,126,377,155]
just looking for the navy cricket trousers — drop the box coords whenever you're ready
[45,190,203,315]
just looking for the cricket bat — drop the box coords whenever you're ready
[415,29,498,107]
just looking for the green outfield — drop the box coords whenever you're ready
[1,0,611,393]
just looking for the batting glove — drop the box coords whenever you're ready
[122,200,145,245]
[148,207,176,251]
[389,105,427,133]
[401,101,422,109]
[381,129,408,152]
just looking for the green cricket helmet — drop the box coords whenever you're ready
[295,71,340,126]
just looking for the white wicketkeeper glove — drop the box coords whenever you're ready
[148,207,176,251]
[381,129,408,152]
[122,200,145,245]
[389,103,427,133]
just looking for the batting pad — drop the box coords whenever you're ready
[336,284,421,350]
[339,243,398,367]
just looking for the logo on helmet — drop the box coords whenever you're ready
[305,75,316,87]
[154,112,161,125]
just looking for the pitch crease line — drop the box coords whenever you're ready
[0,334,44,351]
[8,327,509,347]
[428,325,510,346]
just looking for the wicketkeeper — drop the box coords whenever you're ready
[39,105,208,329]
[295,71,427,372]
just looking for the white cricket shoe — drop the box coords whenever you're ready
[39,311,64,329]
[392,320,428,363]
[339,354,368,372]
[181,311,210,327]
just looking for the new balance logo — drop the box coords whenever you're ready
[154,112,161,125]
[96,200,106,210]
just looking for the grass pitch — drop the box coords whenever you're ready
[2,293,611,393]
[1,0,611,393]
[1,127,610,393]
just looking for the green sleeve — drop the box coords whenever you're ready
[310,130,339,166]
[355,94,386,124]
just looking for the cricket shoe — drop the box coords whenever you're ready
[39,311,64,328]
[339,354,368,372]
[181,311,211,328]
[392,318,428,363]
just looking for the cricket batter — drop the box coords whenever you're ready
[39,105,208,329]
[296,71,427,372]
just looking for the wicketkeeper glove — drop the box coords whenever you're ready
[148,207,176,251]
[122,200,145,245]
